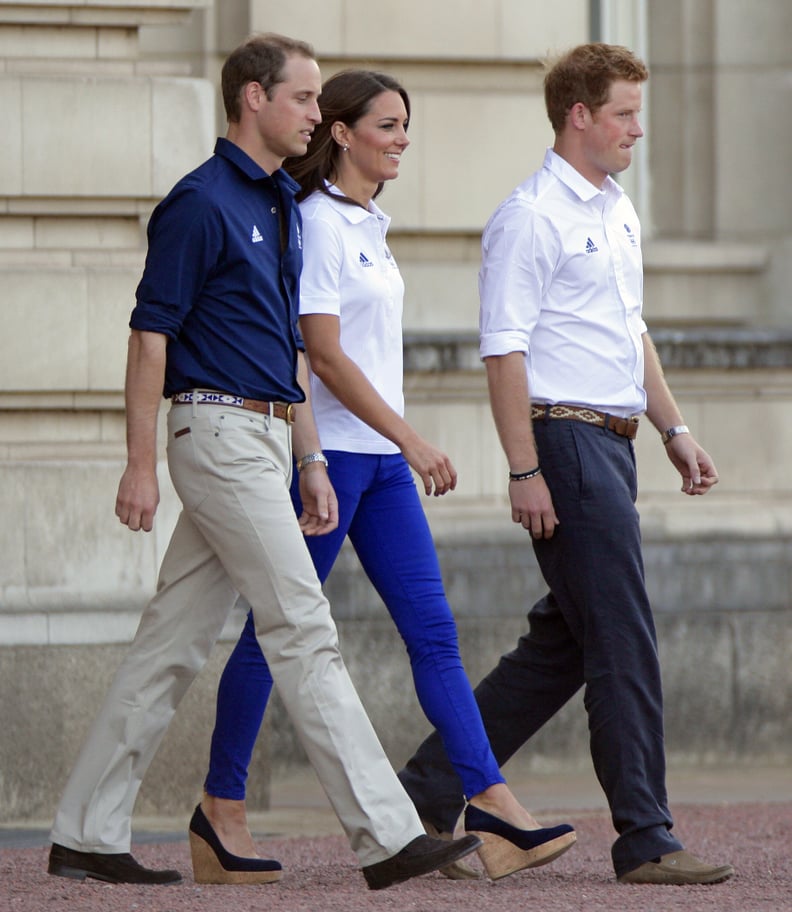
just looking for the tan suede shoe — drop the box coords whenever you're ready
[422,819,482,880]
[618,850,734,885]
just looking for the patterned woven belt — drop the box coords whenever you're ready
[172,390,295,423]
[531,404,639,439]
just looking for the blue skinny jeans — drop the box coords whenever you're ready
[205,451,504,802]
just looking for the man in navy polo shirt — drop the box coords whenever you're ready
[47,33,478,891]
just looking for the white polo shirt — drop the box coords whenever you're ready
[479,148,648,417]
[298,188,404,454]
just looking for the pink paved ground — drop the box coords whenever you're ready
[2,802,790,912]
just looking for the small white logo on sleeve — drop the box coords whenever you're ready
[251,225,263,243]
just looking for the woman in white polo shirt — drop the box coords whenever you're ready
[197,70,575,884]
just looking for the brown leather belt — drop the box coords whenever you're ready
[172,390,295,423]
[531,403,639,439]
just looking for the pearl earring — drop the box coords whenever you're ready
[343,144,349,152]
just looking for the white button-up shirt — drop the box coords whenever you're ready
[479,148,647,417]
[298,188,404,454]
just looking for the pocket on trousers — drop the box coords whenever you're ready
[167,422,211,512]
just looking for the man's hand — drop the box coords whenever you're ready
[664,435,719,495]
[509,473,559,539]
[297,464,339,536]
[115,465,160,532]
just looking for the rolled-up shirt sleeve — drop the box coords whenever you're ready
[130,184,222,338]
[478,201,556,360]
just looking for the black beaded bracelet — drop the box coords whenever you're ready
[509,466,542,481]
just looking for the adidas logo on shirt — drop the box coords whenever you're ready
[251,225,263,244]
[624,223,638,247]
[359,251,373,267]
[585,237,598,254]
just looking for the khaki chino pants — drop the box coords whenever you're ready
[51,401,423,864]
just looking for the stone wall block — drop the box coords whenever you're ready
[422,93,548,230]
[0,456,180,614]
[0,215,34,247]
[11,462,154,606]
[250,0,587,60]
[151,77,215,197]
[716,71,792,235]
[249,0,344,54]
[412,398,482,481]
[645,539,792,615]
[501,0,588,57]
[0,24,95,59]
[98,25,137,60]
[1,268,89,390]
[643,270,761,324]
[0,646,79,821]
[345,0,500,58]
[657,614,736,761]
[649,0,714,67]
[0,76,22,195]
[0,466,27,597]
[0,640,270,822]
[701,399,792,493]
[87,265,141,390]
[716,0,792,66]
[648,70,716,238]
[0,411,103,446]
[22,76,152,196]
[400,261,479,331]
[35,216,140,249]
[731,611,792,757]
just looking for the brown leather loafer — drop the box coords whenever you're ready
[618,849,734,885]
[362,833,481,890]
[48,843,183,885]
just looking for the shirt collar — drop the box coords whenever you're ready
[543,147,623,204]
[318,183,390,228]
[213,137,300,193]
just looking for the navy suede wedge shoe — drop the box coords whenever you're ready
[188,804,282,885]
[464,804,576,880]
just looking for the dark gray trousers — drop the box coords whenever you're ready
[398,418,683,877]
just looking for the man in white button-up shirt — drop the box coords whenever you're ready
[400,43,733,886]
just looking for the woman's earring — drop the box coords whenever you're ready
[343,144,349,152]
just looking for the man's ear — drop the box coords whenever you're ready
[243,80,266,113]
[569,101,589,130]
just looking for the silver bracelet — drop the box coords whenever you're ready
[296,452,328,472]
[661,425,689,445]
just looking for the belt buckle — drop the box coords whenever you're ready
[284,403,295,424]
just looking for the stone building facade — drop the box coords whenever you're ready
[1,0,790,820]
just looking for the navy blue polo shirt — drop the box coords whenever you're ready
[131,138,305,403]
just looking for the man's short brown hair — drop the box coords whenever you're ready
[221,33,315,123]
[544,43,648,133]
